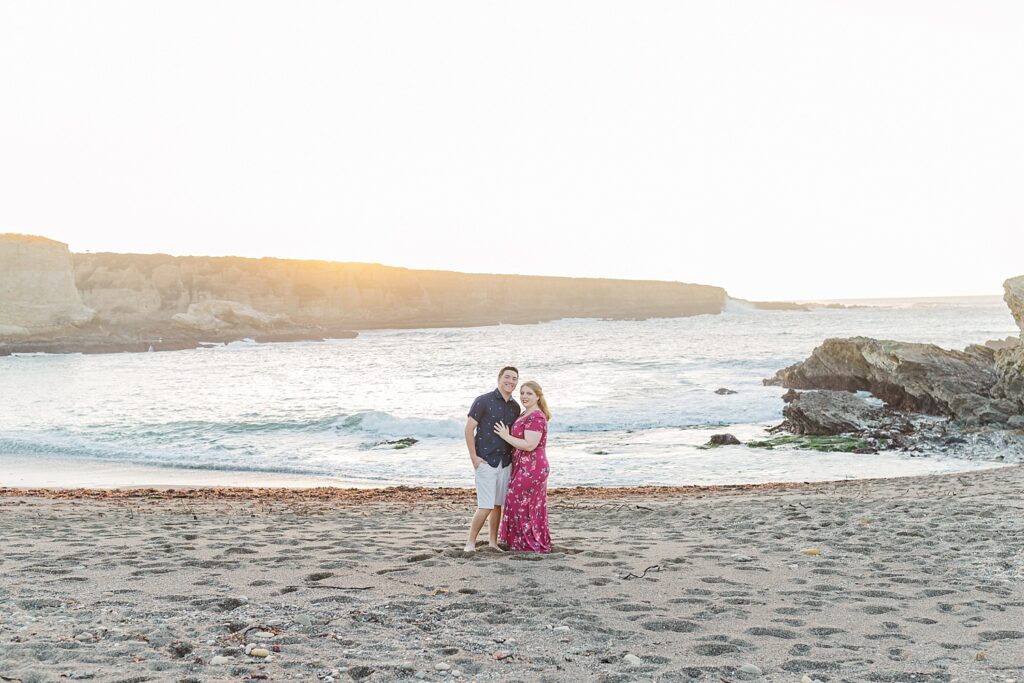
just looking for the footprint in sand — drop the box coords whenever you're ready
[641,618,699,633]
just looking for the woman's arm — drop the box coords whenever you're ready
[493,423,542,451]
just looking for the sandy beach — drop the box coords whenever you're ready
[1,468,1022,683]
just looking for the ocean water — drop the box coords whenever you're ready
[0,299,1017,487]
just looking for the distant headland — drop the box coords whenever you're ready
[1,233,729,354]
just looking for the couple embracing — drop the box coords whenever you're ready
[464,366,552,554]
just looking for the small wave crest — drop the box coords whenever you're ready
[100,412,465,440]
[335,411,464,439]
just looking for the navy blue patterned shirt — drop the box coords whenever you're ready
[468,389,522,468]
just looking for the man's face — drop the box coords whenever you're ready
[499,370,519,395]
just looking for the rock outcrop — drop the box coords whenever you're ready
[993,275,1024,408]
[778,390,883,436]
[765,337,1015,425]
[766,275,1024,430]
[0,234,95,337]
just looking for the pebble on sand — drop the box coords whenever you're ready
[736,663,762,678]
[622,653,643,667]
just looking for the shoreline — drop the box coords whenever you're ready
[2,463,1017,501]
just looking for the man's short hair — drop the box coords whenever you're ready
[498,366,519,379]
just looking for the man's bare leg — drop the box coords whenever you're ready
[465,508,491,552]
[488,505,504,550]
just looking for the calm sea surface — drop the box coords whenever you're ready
[1,299,1017,487]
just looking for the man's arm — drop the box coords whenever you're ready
[465,417,483,469]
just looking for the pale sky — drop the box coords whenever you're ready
[1,1,1021,300]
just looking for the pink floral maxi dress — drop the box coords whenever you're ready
[499,410,551,553]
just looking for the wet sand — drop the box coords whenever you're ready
[1,468,1023,682]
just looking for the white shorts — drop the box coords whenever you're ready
[475,463,511,509]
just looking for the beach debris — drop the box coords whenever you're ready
[623,564,662,580]
[248,630,275,641]
[294,583,372,591]
[553,625,570,632]
[623,653,643,666]
[209,655,231,665]
[495,651,514,661]
[715,387,738,395]
[706,434,742,446]
[800,548,821,556]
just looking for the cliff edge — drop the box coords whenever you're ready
[0,234,95,338]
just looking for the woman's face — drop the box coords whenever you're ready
[520,385,537,409]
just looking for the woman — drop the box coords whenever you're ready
[493,381,552,553]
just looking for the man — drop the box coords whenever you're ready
[464,366,521,552]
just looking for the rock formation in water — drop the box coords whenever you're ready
[766,275,1024,431]
[0,233,728,353]
[778,390,884,436]
[0,235,95,338]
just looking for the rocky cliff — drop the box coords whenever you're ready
[72,252,727,330]
[0,234,95,338]
[0,234,728,353]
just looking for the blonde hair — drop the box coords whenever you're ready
[521,381,552,421]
